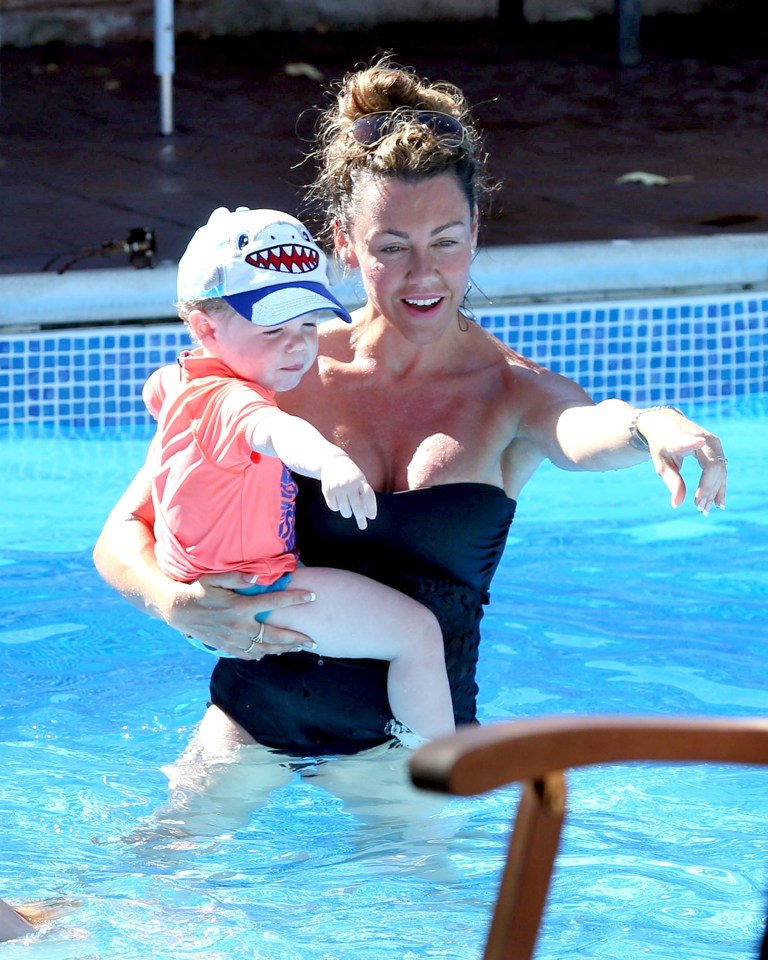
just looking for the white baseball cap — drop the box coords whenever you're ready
[177,206,352,326]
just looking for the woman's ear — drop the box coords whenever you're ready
[334,222,359,270]
[186,308,217,344]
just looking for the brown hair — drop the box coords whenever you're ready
[175,297,232,324]
[307,55,495,243]
[175,297,236,343]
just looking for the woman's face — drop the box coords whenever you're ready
[338,173,478,344]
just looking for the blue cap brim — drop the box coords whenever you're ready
[224,281,352,326]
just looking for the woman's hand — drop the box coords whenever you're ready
[166,572,317,660]
[92,465,316,659]
[638,408,728,515]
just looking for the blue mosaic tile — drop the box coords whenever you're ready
[2,292,767,427]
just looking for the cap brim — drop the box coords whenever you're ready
[225,282,352,326]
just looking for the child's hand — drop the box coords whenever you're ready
[320,454,377,529]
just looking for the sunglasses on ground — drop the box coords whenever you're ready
[350,110,466,148]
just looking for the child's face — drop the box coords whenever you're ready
[210,309,327,391]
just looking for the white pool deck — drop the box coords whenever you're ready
[4,233,768,330]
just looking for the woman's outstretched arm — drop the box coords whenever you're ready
[506,365,728,516]
[552,398,728,515]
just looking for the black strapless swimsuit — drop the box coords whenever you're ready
[209,477,516,756]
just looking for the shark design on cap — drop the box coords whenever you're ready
[177,207,352,327]
[245,240,321,275]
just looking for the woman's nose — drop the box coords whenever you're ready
[408,247,435,276]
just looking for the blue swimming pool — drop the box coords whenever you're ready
[1,393,765,959]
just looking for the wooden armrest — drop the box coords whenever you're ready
[410,716,768,960]
[410,715,768,796]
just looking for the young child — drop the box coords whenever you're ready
[142,206,455,747]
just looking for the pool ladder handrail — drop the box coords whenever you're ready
[410,714,768,960]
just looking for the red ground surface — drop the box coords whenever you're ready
[1,9,767,274]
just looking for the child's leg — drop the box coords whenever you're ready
[266,567,455,743]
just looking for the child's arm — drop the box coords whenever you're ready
[248,410,376,529]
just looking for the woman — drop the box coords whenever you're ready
[93,56,727,765]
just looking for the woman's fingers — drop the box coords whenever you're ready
[692,445,728,515]
[650,433,728,515]
[169,576,317,658]
[653,454,687,509]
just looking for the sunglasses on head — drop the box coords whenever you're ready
[349,110,466,149]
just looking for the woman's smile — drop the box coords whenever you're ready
[402,296,444,311]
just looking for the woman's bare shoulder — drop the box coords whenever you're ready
[317,316,356,359]
[482,329,593,417]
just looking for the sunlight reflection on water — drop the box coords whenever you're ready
[1,400,766,959]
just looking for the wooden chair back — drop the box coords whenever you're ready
[410,716,768,960]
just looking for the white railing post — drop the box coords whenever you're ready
[154,0,175,134]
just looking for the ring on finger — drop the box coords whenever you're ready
[715,456,729,464]
[243,622,266,654]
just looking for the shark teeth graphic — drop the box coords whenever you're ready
[245,244,320,274]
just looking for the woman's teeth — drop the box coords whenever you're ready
[405,297,441,307]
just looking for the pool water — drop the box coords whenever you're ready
[0,398,766,959]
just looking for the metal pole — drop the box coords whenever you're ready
[154,0,175,134]
[497,0,526,29]
[615,0,642,67]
